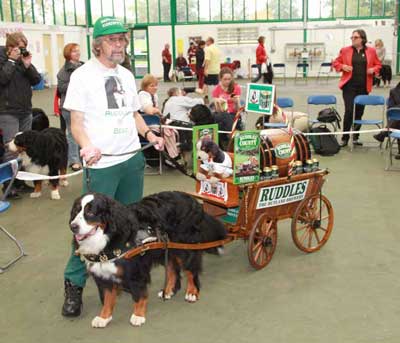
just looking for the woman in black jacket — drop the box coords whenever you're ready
[57,43,84,171]
[0,32,41,197]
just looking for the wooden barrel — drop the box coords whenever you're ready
[260,128,311,177]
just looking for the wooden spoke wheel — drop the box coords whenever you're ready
[247,216,277,270]
[291,194,334,253]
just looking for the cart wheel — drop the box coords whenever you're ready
[247,216,277,270]
[291,194,333,253]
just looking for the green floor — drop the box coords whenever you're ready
[1,78,399,343]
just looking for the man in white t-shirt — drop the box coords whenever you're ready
[61,16,164,318]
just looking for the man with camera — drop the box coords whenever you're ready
[0,32,41,197]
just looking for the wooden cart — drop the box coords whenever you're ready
[190,169,333,270]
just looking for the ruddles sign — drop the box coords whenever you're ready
[256,180,309,209]
[245,83,275,115]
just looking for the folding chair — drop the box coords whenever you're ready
[141,114,162,175]
[181,66,197,87]
[307,95,338,131]
[295,63,309,84]
[351,95,385,151]
[385,107,400,171]
[262,98,293,129]
[316,62,332,83]
[272,63,286,84]
[0,158,27,273]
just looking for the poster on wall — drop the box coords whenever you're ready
[245,83,275,115]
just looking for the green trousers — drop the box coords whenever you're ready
[64,152,145,287]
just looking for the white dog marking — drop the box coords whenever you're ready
[130,314,146,327]
[87,261,120,283]
[157,290,174,300]
[91,316,112,328]
[51,189,61,200]
[30,192,42,198]
[185,293,198,303]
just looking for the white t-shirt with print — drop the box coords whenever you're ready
[64,58,141,169]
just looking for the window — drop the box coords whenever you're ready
[75,0,86,25]
[359,0,371,16]
[280,0,292,19]
[137,0,148,23]
[34,0,45,24]
[256,0,267,20]
[233,0,244,20]
[65,0,76,25]
[148,0,159,23]
[345,0,358,16]
[126,0,136,24]
[102,0,114,16]
[267,0,278,20]
[90,0,102,24]
[210,0,221,21]
[221,0,233,21]
[334,0,345,17]
[2,0,12,21]
[114,0,126,23]
[244,0,256,21]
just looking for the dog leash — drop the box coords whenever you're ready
[84,142,156,192]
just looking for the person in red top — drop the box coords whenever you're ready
[252,36,268,83]
[212,67,241,114]
[332,29,381,146]
[162,43,172,82]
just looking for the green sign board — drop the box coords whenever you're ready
[192,124,219,174]
[233,131,260,185]
[245,83,276,115]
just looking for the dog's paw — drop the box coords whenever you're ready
[91,316,112,328]
[50,190,61,200]
[60,179,69,187]
[158,289,174,300]
[185,293,198,303]
[30,192,42,198]
[130,314,146,327]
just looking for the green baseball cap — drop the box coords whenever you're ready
[93,16,127,39]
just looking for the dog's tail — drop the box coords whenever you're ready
[199,213,227,255]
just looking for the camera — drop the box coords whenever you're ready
[19,47,30,57]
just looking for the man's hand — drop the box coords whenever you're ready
[80,146,102,166]
[342,65,353,72]
[21,53,32,68]
[367,68,375,75]
[7,47,20,61]
[147,133,164,151]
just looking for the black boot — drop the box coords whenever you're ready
[62,280,83,317]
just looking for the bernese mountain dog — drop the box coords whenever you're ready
[70,191,227,328]
[8,128,68,200]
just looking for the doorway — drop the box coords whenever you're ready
[130,27,149,78]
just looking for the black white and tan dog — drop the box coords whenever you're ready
[8,128,68,199]
[70,191,226,328]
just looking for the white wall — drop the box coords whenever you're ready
[148,26,172,77]
[0,22,88,86]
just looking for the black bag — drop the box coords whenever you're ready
[317,107,341,129]
[309,125,340,156]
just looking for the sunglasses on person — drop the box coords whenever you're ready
[350,35,361,40]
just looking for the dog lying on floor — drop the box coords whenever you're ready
[8,128,68,199]
[70,191,227,328]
